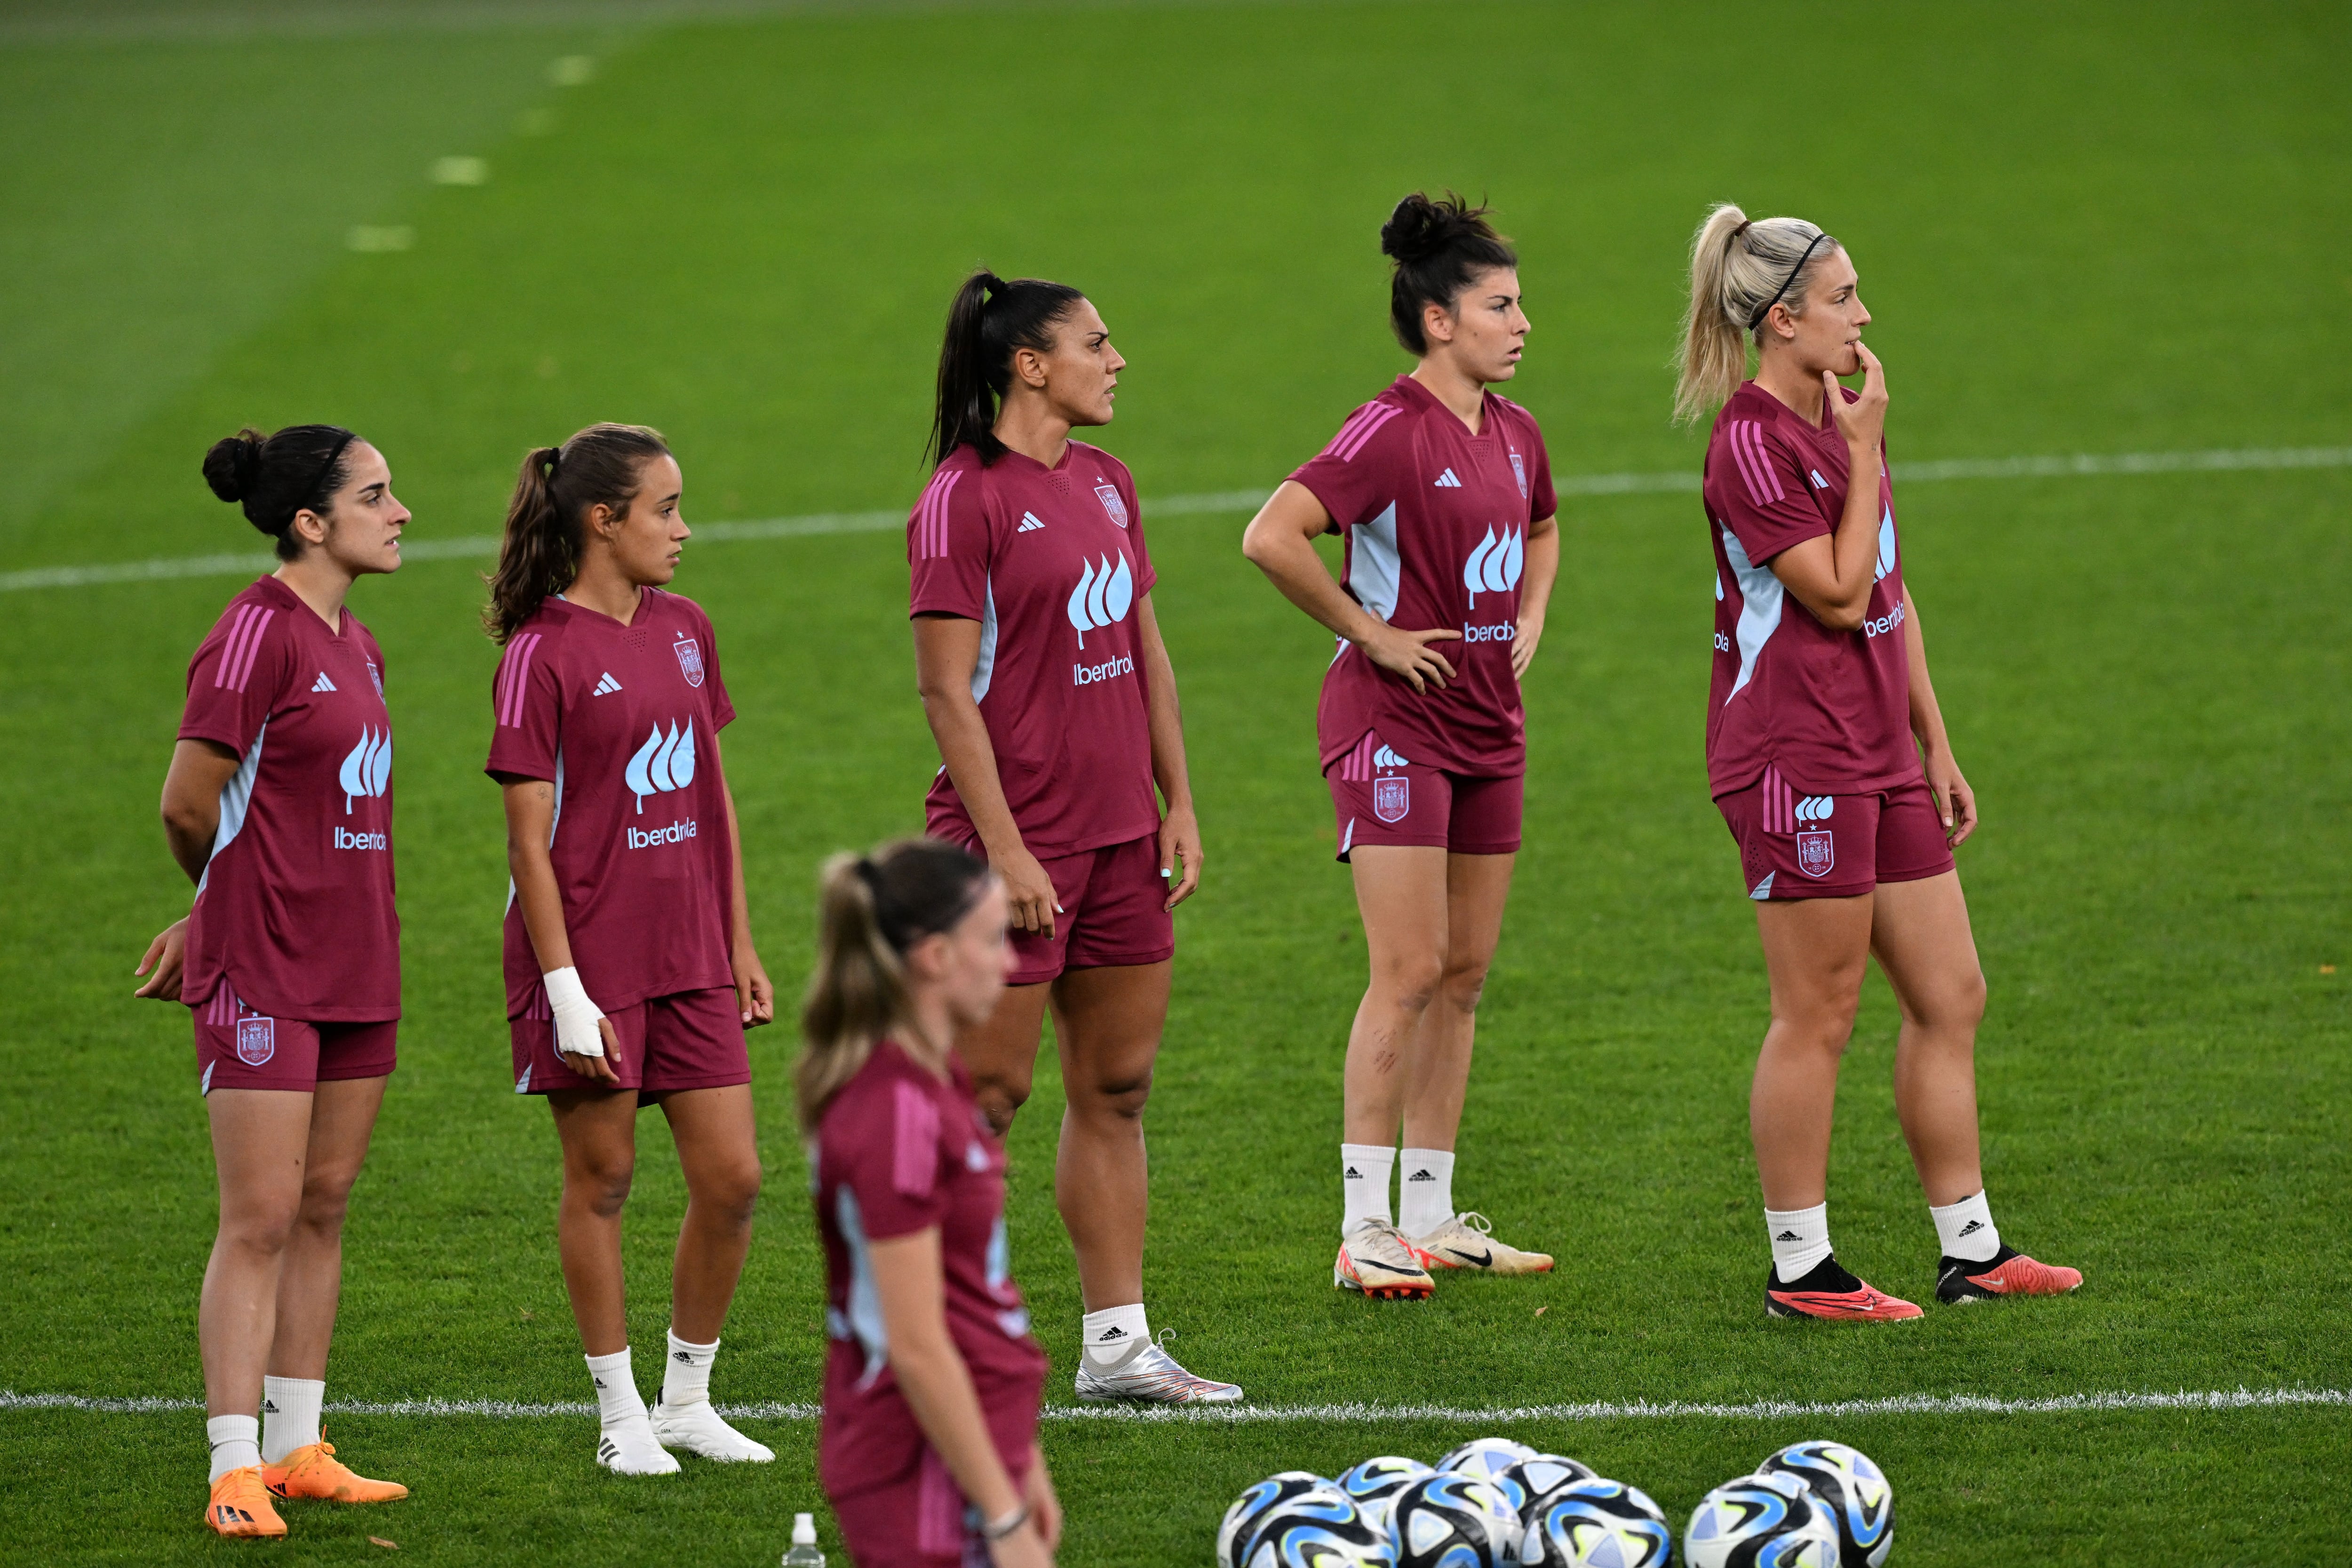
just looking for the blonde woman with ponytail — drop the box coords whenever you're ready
[801,840,1059,1568]
[1678,204,2081,1321]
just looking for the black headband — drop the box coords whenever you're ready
[308,431,358,509]
[1747,232,1834,332]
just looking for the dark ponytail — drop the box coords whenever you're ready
[482,422,670,644]
[201,423,360,560]
[928,269,1087,468]
[1380,191,1518,355]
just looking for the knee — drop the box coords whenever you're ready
[1372,952,1446,1016]
[971,1075,1032,1138]
[1912,965,1988,1034]
[222,1194,302,1257]
[294,1164,362,1236]
[694,1160,763,1227]
[1437,956,1493,1016]
[566,1154,636,1219]
[1074,1065,1154,1124]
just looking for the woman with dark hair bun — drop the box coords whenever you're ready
[135,425,412,1538]
[1243,193,1561,1301]
[909,269,1236,1404]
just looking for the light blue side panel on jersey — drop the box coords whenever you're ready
[1718,524,1784,703]
[1349,502,1402,620]
[830,1187,891,1387]
[970,576,999,702]
[503,751,563,915]
[195,724,267,896]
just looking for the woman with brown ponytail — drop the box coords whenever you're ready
[1677,203,2081,1320]
[481,422,777,1472]
[803,839,1058,1568]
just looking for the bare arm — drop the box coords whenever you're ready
[869,1229,1055,1567]
[133,738,242,1000]
[912,615,1058,937]
[1765,345,1889,632]
[716,770,773,1027]
[1902,590,1978,846]
[1133,594,1202,909]
[1510,513,1561,682]
[1240,481,1461,693]
[499,774,620,1081]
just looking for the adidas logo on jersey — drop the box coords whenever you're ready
[311,672,337,692]
[1811,469,1829,489]
[1018,512,1045,533]
[1434,468,1463,488]
[593,672,623,695]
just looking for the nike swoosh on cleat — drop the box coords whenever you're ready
[1446,1247,1494,1267]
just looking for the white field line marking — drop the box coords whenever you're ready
[4,447,2344,595]
[4,1385,2344,1425]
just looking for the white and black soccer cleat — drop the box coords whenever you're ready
[1073,1330,1242,1404]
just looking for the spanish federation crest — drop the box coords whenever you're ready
[236,1015,277,1067]
[1796,829,1835,878]
[1510,451,1529,499]
[365,658,384,699]
[673,636,705,688]
[1373,776,1411,824]
[1094,483,1128,528]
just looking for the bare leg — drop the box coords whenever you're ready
[956,983,1052,1137]
[548,1089,641,1357]
[200,1090,313,1418]
[1398,853,1515,1152]
[1342,846,1449,1146]
[1048,962,1170,1313]
[262,1075,388,1380]
[655,1084,762,1342]
[1750,895,1875,1210]
[1870,872,1989,1206]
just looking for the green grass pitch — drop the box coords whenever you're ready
[1,1,2347,1562]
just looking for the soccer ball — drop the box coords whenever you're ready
[1390,1471,1522,1567]
[1756,1441,1893,1568]
[1337,1456,1438,1533]
[1494,1454,1599,1528]
[1518,1479,1672,1568]
[1683,1472,1841,1568]
[1243,1486,1399,1568]
[1221,1472,1338,1568]
[1434,1436,1538,1484]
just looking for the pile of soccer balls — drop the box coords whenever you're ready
[1216,1435,1892,1568]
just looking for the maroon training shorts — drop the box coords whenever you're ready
[193,986,397,1094]
[1004,833,1175,987]
[1717,765,1956,900]
[1327,752,1523,861]
[832,1445,1031,1568]
[510,985,750,1096]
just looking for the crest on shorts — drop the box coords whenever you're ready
[1373,776,1411,824]
[1797,829,1836,878]
[672,636,705,688]
[236,1016,277,1067]
[1095,483,1128,528]
[1510,451,1528,499]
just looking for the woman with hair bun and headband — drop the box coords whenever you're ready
[483,422,777,1473]
[802,839,1059,1568]
[1244,192,1561,1301]
[1678,202,2081,1320]
[134,424,413,1537]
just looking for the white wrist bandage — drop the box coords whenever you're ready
[543,967,606,1059]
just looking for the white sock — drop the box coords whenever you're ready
[1765,1202,1833,1282]
[1398,1147,1456,1237]
[260,1375,323,1464]
[586,1347,648,1428]
[1931,1190,2002,1262]
[1341,1143,1395,1234]
[661,1330,719,1409]
[207,1414,261,1482]
[1080,1303,1150,1371]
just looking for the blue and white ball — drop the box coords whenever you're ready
[1756,1441,1893,1568]
[1494,1455,1598,1529]
[1337,1456,1438,1533]
[1684,1472,1840,1568]
[1222,1472,1337,1568]
[1243,1486,1398,1568]
[1391,1471,1523,1568]
[1517,1479,1672,1568]
[1435,1437,1538,1485]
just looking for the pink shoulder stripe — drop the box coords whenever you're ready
[496,633,543,728]
[1728,421,1786,506]
[1325,401,1403,462]
[914,469,962,562]
[215,604,276,692]
[890,1078,941,1198]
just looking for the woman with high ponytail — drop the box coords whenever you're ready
[1241,192,1562,1301]
[482,422,780,1473]
[799,840,1059,1568]
[908,269,1234,1404]
[135,424,413,1537]
[1679,202,2081,1321]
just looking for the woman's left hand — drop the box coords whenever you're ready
[1924,746,1978,847]
[1159,804,1203,911]
[1510,611,1546,682]
[733,946,775,1028]
[134,917,188,1001]
[1025,1446,1063,1552]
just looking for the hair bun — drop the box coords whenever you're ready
[201,430,264,504]
[1381,191,1484,264]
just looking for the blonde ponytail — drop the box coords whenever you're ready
[1673,203,1840,424]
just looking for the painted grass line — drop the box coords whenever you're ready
[6,1385,2344,1425]
[5,447,2345,593]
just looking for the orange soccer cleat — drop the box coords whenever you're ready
[1937,1246,2084,1304]
[204,1466,287,1538]
[1764,1257,1924,1321]
[262,1438,410,1504]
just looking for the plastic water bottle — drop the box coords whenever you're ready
[782,1512,826,1567]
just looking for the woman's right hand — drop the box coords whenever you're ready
[1358,619,1462,695]
[990,842,1060,939]
[1823,341,1887,456]
[133,917,188,1001]
[988,1520,1055,1568]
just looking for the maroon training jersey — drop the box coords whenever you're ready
[484,590,739,1019]
[1289,374,1558,777]
[177,575,400,1021]
[1704,381,1919,798]
[908,441,1160,856]
[815,1040,1047,1499]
